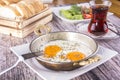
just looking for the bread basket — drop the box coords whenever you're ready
[0,4,51,29]
[0,0,53,38]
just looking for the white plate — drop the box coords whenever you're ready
[10,43,118,80]
[52,3,113,23]
[76,22,119,39]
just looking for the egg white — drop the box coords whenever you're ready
[38,40,92,62]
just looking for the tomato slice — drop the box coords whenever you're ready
[83,14,92,19]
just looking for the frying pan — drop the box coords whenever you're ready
[30,31,98,71]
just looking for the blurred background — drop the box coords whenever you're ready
[48,0,120,18]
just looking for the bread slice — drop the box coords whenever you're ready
[35,1,44,12]
[30,2,38,13]
[10,4,24,18]
[8,0,20,3]
[0,1,6,7]
[18,1,34,17]
[0,6,21,19]
[9,6,21,16]
[1,0,12,5]
[30,0,44,13]
[20,1,36,15]
[15,3,29,19]
[1,0,21,6]
[25,3,36,15]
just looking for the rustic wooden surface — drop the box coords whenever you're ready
[0,0,120,80]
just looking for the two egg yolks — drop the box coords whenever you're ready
[44,45,86,61]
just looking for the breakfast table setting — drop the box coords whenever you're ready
[0,0,120,80]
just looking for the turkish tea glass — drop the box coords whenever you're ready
[88,0,112,36]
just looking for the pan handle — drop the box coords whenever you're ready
[73,55,101,66]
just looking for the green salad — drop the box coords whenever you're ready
[60,5,83,20]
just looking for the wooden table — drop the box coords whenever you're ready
[0,1,120,80]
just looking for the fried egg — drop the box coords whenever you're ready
[44,45,62,58]
[38,40,92,62]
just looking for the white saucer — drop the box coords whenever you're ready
[10,44,118,80]
[76,23,119,39]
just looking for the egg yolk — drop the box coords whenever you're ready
[44,45,62,58]
[66,51,85,61]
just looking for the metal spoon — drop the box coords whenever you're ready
[108,27,120,36]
